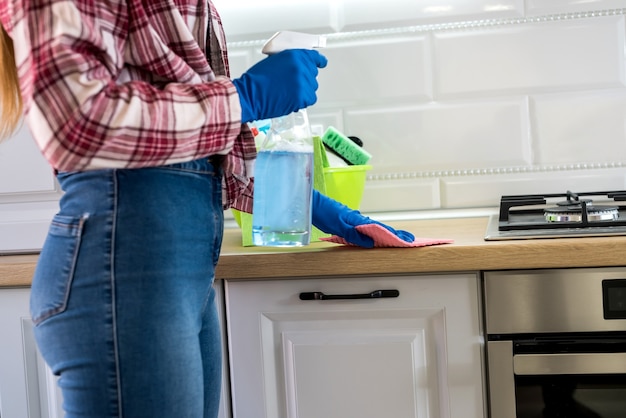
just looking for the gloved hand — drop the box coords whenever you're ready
[232,49,328,123]
[312,190,415,248]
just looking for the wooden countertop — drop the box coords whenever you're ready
[3,216,626,286]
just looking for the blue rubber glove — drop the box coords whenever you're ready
[232,49,328,123]
[311,190,415,248]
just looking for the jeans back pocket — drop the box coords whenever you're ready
[30,213,89,325]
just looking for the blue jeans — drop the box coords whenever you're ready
[30,159,224,418]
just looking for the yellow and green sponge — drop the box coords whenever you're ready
[321,126,372,166]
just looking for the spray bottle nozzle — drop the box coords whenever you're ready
[261,31,327,55]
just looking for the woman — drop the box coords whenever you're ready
[2,1,328,416]
[0,1,411,417]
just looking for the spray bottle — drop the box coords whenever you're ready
[251,31,326,247]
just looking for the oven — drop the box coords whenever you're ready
[484,267,626,418]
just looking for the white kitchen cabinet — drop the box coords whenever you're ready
[224,273,486,418]
[0,285,231,418]
[0,288,63,418]
[214,280,233,418]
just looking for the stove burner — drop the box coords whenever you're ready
[544,205,619,222]
[486,190,626,240]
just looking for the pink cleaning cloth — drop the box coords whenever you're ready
[320,223,454,248]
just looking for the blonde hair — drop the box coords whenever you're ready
[0,24,23,140]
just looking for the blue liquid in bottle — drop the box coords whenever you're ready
[252,147,313,246]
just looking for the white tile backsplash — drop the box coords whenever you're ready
[340,0,524,30]
[308,110,345,136]
[223,2,626,214]
[532,88,626,164]
[433,16,626,98]
[340,98,531,172]
[316,35,432,105]
[225,49,254,80]
[361,178,441,211]
[442,169,626,207]
[213,1,336,42]
[526,0,626,16]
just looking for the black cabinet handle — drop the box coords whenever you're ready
[299,289,400,301]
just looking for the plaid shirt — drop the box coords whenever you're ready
[1,0,255,212]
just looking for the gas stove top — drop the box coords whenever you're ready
[485,190,626,240]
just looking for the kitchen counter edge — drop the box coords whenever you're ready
[2,216,626,287]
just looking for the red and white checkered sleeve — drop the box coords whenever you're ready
[5,0,243,172]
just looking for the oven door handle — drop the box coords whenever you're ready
[514,352,626,375]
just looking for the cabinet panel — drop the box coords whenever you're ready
[0,286,231,418]
[225,274,485,418]
[265,310,444,418]
[214,280,232,418]
[20,319,64,418]
[0,288,63,418]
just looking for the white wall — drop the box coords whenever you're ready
[216,0,626,212]
[0,123,60,253]
[2,0,626,251]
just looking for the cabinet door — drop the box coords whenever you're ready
[213,280,232,418]
[0,286,231,418]
[0,288,63,418]
[225,274,485,418]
